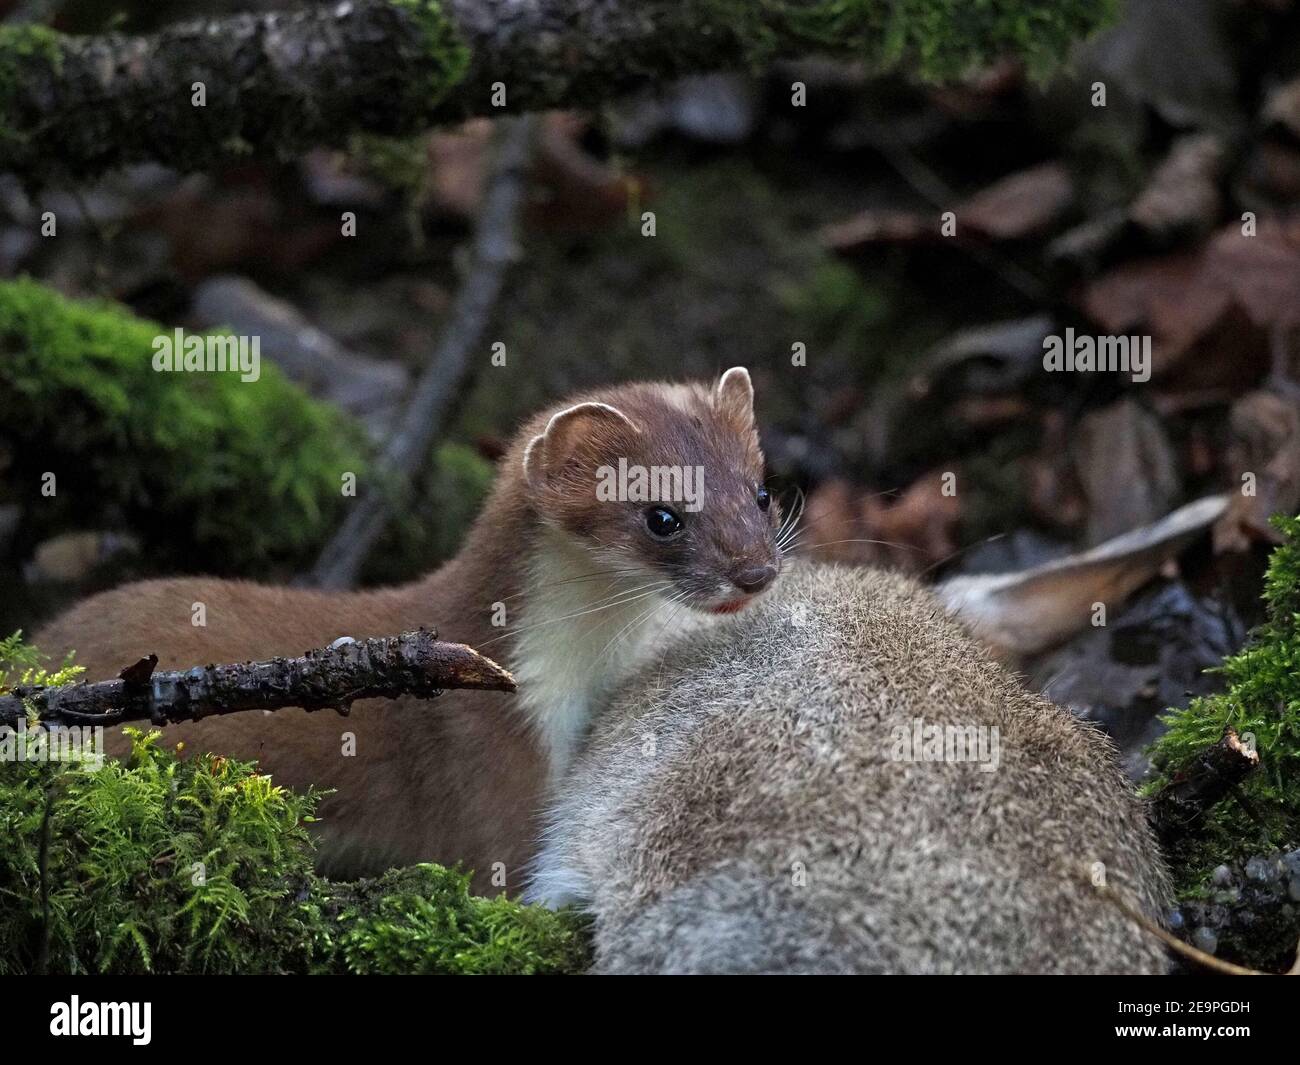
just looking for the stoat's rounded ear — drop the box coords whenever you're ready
[523,401,640,490]
[715,366,755,426]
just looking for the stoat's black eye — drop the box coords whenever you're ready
[645,506,683,538]
[756,487,771,511]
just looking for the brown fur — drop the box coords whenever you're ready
[35,374,780,891]
[35,495,543,888]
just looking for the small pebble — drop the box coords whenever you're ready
[330,636,358,649]
[1245,855,1281,883]
[1192,926,1218,954]
[1283,849,1300,877]
[1167,909,1185,931]
[1211,864,1234,886]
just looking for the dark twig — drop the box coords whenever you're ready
[1150,726,1261,844]
[308,113,535,589]
[0,630,515,730]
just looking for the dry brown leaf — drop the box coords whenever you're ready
[426,118,494,217]
[818,209,939,253]
[1129,133,1223,238]
[1076,222,1293,398]
[940,496,1228,659]
[801,474,960,572]
[529,112,640,230]
[1203,219,1300,330]
[819,162,1071,252]
[1072,399,1180,546]
[958,162,1073,240]
[1214,390,1300,552]
[1263,76,1300,139]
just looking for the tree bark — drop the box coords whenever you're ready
[1,1,467,181]
[0,629,515,729]
[0,0,1112,182]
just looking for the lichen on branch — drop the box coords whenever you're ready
[0,0,470,181]
[0,629,516,731]
[0,0,1119,183]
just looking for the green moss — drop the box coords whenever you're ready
[331,865,591,975]
[0,727,329,974]
[351,131,433,192]
[0,278,369,575]
[1146,515,1300,888]
[389,0,471,104]
[0,635,590,974]
[779,260,891,362]
[0,630,82,695]
[711,0,1119,81]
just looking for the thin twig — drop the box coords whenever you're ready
[865,127,1046,303]
[1086,874,1269,976]
[1150,727,1260,844]
[0,630,515,730]
[308,114,535,589]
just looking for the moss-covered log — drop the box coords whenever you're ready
[0,0,1119,182]
[0,1,469,181]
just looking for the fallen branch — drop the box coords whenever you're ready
[0,0,1115,182]
[1150,726,1261,844]
[0,630,515,730]
[308,113,534,588]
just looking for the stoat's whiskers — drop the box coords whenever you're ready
[495,567,646,603]
[594,587,691,667]
[480,579,673,647]
[774,484,806,555]
[774,487,923,557]
[791,538,922,554]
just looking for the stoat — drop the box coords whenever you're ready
[36,368,783,891]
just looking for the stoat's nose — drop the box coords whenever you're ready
[732,564,777,595]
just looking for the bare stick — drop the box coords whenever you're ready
[0,630,515,730]
[1150,726,1261,844]
[307,113,535,589]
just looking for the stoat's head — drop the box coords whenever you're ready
[522,367,783,615]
